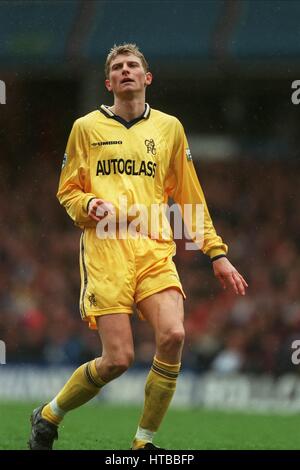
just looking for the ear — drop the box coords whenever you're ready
[105,79,112,92]
[145,72,153,86]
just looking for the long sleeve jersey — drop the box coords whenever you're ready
[57,104,228,259]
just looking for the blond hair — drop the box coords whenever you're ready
[105,43,149,78]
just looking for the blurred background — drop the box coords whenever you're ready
[1,0,300,411]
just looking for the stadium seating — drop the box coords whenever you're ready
[2,0,300,65]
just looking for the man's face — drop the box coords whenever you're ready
[105,53,152,97]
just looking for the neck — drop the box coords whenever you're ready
[110,97,146,121]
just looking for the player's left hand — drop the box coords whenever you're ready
[212,257,248,295]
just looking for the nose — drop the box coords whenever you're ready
[122,64,130,74]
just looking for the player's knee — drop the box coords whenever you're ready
[106,351,134,377]
[159,327,185,352]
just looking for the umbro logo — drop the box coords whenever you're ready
[91,140,122,147]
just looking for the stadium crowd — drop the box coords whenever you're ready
[1,153,299,376]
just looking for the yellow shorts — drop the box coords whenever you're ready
[79,229,185,329]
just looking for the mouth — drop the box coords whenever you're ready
[121,78,135,84]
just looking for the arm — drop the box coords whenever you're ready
[167,119,248,295]
[57,119,98,227]
[166,119,227,258]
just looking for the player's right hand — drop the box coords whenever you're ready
[87,198,115,222]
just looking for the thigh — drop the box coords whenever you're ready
[134,238,186,306]
[79,230,136,329]
[96,313,134,358]
[137,288,184,336]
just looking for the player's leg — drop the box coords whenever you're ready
[132,288,184,449]
[29,313,134,450]
[43,313,134,420]
[95,313,135,382]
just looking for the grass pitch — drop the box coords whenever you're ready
[0,401,299,450]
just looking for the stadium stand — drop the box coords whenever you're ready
[230,0,300,58]
[1,152,299,375]
[2,0,300,65]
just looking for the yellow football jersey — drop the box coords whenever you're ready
[57,104,227,258]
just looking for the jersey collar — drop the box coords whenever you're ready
[100,103,150,129]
